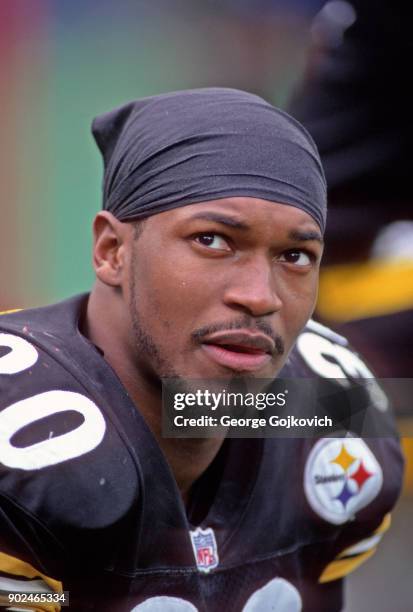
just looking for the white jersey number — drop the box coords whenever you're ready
[0,333,38,374]
[133,578,302,611]
[297,331,388,411]
[0,333,106,470]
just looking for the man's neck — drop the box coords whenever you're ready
[83,288,224,504]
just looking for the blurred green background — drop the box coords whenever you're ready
[0,0,314,309]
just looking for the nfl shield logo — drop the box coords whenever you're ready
[190,527,219,573]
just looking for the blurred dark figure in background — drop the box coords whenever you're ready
[288,0,412,381]
[189,0,321,104]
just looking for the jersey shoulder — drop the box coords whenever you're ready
[282,317,375,380]
[281,319,404,545]
[0,297,140,532]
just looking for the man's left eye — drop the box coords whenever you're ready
[278,250,312,266]
[194,233,231,251]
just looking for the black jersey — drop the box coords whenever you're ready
[0,295,403,611]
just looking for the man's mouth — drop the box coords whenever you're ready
[201,331,274,372]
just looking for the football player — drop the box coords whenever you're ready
[0,89,403,611]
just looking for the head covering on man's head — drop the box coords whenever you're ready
[92,88,327,232]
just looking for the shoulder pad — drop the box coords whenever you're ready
[284,319,379,381]
[304,319,348,346]
[0,325,139,532]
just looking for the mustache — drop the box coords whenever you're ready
[191,317,285,356]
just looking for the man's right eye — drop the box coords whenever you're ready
[194,233,231,251]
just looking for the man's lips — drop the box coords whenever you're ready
[202,331,276,354]
[200,330,275,372]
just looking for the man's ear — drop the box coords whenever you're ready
[92,211,132,287]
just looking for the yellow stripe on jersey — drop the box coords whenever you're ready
[373,513,391,536]
[319,548,376,584]
[0,552,62,612]
[0,602,59,612]
[317,260,413,322]
[0,595,61,612]
[319,514,391,584]
[0,552,62,593]
[0,309,22,315]
[401,436,413,496]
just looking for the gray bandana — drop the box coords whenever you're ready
[92,88,327,231]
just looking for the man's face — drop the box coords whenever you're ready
[123,197,323,381]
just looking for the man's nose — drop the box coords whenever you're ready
[223,257,282,317]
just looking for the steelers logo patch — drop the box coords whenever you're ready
[304,437,383,524]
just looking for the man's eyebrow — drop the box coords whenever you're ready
[187,212,250,230]
[186,212,323,242]
[288,229,324,244]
